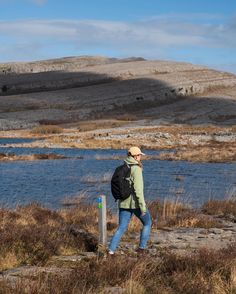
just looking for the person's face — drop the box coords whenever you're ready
[134,154,142,162]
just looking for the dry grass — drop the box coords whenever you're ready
[0,199,235,293]
[3,123,236,158]
[68,124,235,154]
[165,212,224,229]
[148,199,188,229]
[0,201,102,271]
[202,199,236,217]
[147,199,223,229]
[0,198,234,272]
[124,198,223,233]
[76,119,130,132]
[1,244,236,294]
[0,153,67,162]
[31,125,63,134]
[158,143,236,163]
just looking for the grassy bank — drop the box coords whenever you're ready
[1,244,236,293]
[0,198,235,272]
[0,201,101,271]
[0,153,68,161]
[0,198,235,293]
[1,124,236,163]
[158,142,236,163]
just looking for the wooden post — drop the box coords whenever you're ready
[97,195,107,246]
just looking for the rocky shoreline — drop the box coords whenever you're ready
[1,123,236,163]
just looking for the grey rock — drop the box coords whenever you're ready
[169,243,190,249]
[1,57,236,130]
[0,265,73,283]
[208,228,225,234]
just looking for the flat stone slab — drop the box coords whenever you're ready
[0,265,73,285]
[118,222,236,255]
[52,252,97,262]
[150,225,236,250]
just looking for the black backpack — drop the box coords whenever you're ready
[111,163,134,201]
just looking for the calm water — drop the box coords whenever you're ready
[0,143,235,210]
[0,138,39,145]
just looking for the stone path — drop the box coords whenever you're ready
[117,221,236,256]
[151,226,236,251]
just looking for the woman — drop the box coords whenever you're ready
[109,146,152,255]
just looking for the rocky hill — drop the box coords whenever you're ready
[0,56,236,130]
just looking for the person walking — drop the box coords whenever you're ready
[109,146,152,255]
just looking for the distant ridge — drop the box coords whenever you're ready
[0,56,146,74]
[0,56,235,130]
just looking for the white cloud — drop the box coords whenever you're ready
[0,14,235,62]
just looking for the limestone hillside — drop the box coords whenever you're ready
[0,56,236,130]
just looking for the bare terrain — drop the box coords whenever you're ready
[0,56,236,161]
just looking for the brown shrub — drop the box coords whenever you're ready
[0,202,100,270]
[0,223,59,266]
[31,125,63,134]
[165,211,223,228]
[16,202,63,225]
[0,207,20,225]
[1,243,236,294]
[147,199,222,229]
[60,197,116,234]
[148,199,191,228]
[60,203,99,233]
[32,153,66,160]
[202,199,236,217]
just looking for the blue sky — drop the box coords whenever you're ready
[0,0,236,73]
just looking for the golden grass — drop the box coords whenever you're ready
[120,198,224,233]
[59,124,236,154]
[148,199,223,229]
[2,123,235,160]
[158,143,236,163]
[0,198,234,272]
[1,244,236,294]
[0,252,18,271]
[202,198,236,217]
[231,264,236,289]
[31,125,63,134]
[77,119,130,131]
[0,202,100,271]
[0,153,67,162]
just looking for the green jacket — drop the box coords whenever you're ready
[119,156,146,213]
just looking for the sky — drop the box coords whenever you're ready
[0,0,236,73]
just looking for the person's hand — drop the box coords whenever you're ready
[141,212,146,216]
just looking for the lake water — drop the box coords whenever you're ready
[0,141,235,210]
[0,138,39,145]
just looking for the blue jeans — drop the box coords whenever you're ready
[109,208,152,252]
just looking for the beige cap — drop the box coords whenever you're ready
[128,146,145,156]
